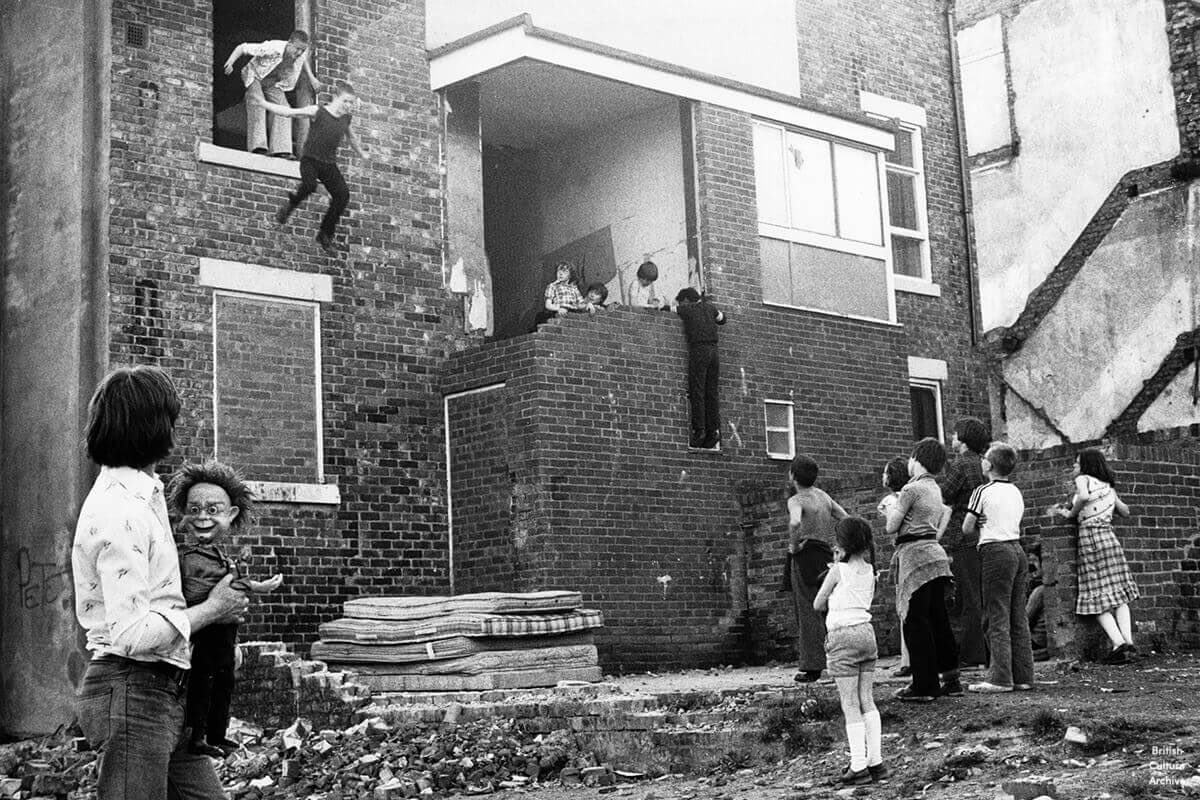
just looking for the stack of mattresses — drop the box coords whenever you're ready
[311,591,604,691]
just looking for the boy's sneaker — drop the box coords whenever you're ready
[794,670,822,683]
[967,681,1013,693]
[891,665,912,678]
[1014,683,1035,691]
[867,762,890,781]
[1101,646,1130,665]
[701,430,721,449]
[839,766,872,786]
[893,685,935,703]
[316,232,336,255]
[940,678,965,697]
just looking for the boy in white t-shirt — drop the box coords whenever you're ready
[963,442,1035,693]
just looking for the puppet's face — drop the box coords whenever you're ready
[181,482,239,545]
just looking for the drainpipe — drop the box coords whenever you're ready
[946,0,979,347]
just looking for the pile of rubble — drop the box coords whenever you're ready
[0,713,650,800]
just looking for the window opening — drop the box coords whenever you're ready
[764,400,796,460]
[909,379,944,441]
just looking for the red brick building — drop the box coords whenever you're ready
[1,0,986,733]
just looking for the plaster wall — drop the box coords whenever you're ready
[426,0,802,98]
[535,101,688,307]
[967,0,1178,330]
[1139,366,1200,432]
[1002,184,1200,445]
[0,0,108,734]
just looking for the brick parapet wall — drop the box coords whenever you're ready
[109,0,465,650]
[234,641,371,731]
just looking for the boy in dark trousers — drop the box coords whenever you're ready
[252,80,369,255]
[168,460,282,757]
[675,288,725,449]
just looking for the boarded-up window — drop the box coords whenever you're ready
[957,15,1011,156]
[214,292,322,483]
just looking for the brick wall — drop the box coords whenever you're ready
[1016,439,1200,657]
[109,0,464,650]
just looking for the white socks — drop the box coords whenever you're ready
[845,722,867,771]
[864,709,882,766]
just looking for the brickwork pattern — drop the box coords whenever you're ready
[235,641,371,731]
[109,0,465,649]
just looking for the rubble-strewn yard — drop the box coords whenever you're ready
[3,653,1199,800]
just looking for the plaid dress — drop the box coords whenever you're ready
[1075,476,1139,615]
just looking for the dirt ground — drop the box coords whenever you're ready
[514,652,1200,800]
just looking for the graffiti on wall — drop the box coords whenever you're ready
[17,547,70,611]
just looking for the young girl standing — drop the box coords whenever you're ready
[1055,447,1138,664]
[814,517,888,785]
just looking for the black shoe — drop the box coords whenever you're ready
[1118,643,1138,657]
[893,685,935,703]
[839,766,872,786]
[794,670,822,683]
[689,431,705,448]
[701,430,720,449]
[316,231,336,255]
[251,147,269,155]
[1101,646,1130,665]
[867,762,890,781]
[940,679,964,697]
[892,665,912,678]
[188,740,227,759]
[275,202,293,225]
[211,738,240,756]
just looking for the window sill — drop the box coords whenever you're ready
[762,300,902,327]
[198,143,301,178]
[247,481,341,505]
[893,276,941,297]
[767,453,794,461]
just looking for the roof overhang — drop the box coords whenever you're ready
[429,15,895,151]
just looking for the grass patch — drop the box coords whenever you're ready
[1077,717,1163,755]
[1022,709,1064,740]
[759,708,832,755]
[1111,775,1153,799]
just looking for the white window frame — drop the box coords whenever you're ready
[763,400,796,460]
[860,92,938,296]
[753,119,897,324]
[200,257,340,504]
[907,356,947,443]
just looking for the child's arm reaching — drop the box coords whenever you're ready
[937,504,952,540]
[813,562,840,613]
[241,574,284,593]
[787,494,805,553]
[1113,492,1130,518]
[223,44,247,75]
[301,54,322,92]
[246,95,318,118]
[829,499,849,521]
[1054,476,1090,520]
[346,127,369,159]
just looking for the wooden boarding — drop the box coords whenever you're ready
[310,632,595,664]
[343,591,584,621]
[349,665,604,692]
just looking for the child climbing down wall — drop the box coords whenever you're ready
[674,288,725,449]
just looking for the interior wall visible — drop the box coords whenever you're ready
[535,101,688,308]
[962,0,1178,330]
[445,83,492,334]
[1001,183,1200,443]
[1139,365,1200,433]
[426,0,801,98]
[483,145,542,338]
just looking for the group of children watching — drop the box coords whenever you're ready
[537,260,727,450]
[785,427,1141,785]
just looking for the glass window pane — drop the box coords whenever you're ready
[910,385,939,441]
[786,132,836,236]
[892,235,924,278]
[759,236,792,305]
[767,429,792,456]
[888,128,915,168]
[753,124,788,225]
[887,170,918,230]
[765,403,791,429]
[833,144,882,245]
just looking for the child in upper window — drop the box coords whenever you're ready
[628,260,664,309]
[223,30,321,157]
[583,282,609,313]
[543,261,586,317]
[168,460,283,757]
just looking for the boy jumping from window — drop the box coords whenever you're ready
[251,81,369,255]
[224,30,321,158]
